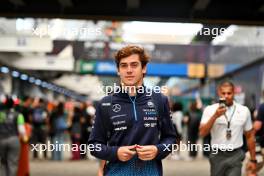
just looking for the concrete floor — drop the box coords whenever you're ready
[30,158,264,176]
[29,139,264,176]
[30,158,209,176]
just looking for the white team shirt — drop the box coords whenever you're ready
[201,101,252,150]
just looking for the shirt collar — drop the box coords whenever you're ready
[226,101,236,110]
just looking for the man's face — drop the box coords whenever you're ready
[118,54,146,87]
[218,86,234,106]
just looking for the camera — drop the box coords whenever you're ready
[218,98,226,108]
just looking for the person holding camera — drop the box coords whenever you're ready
[199,81,256,176]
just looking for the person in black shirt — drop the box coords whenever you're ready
[31,98,49,159]
[245,101,264,176]
[18,96,33,123]
[251,103,264,175]
[89,45,176,176]
[255,104,264,147]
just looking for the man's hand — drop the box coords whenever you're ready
[244,129,257,176]
[246,161,257,175]
[117,145,136,162]
[136,145,158,161]
[199,105,227,137]
[97,160,106,176]
[214,106,227,118]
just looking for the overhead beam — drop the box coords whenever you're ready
[193,0,210,10]
[127,0,140,9]
[9,0,25,6]
[259,4,264,12]
[57,0,73,8]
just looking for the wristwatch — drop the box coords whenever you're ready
[250,159,257,164]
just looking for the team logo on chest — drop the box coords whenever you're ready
[147,101,154,108]
[112,104,121,113]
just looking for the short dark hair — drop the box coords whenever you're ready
[114,45,150,68]
[22,96,31,102]
[172,102,183,111]
[4,96,14,109]
[218,80,235,90]
[39,98,45,104]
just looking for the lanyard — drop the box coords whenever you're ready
[224,105,236,129]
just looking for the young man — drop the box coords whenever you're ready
[199,81,257,176]
[89,45,176,175]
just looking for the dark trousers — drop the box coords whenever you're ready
[31,127,47,159]
[209,148,245,176]
[0,136,20,176]
[188,128,199,158]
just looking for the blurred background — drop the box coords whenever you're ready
[0,0,264,175]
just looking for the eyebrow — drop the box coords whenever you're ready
[120,61,139,65]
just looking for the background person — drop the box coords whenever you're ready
[49,102,68,161]
[246,98,264,176]
[199,81,256,176]
[170,102,184,160]
[31,98,49,160]
[17,96,33,176]
[0,96,28,176]
[185,101,202,160]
